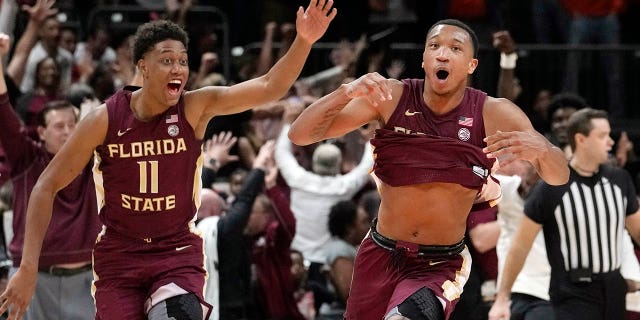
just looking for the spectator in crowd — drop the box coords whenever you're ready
[111,34,137,90]
[357,189,380,221]
[355,36,405,80]
[197,187,226,223]
[291,249,317,320]
[318,200,370,320]
[58,26,77,56]
[531,0,569,43]
[275,102,373,286]
[562,0,625,118]
[20,15,73,93]
[15,56,63,140]
[200,141,276,320]
[546,92,589,155]
[0,0,18,47]
[251,165,306,320]
[492,30,520,103]
[0,36,100,319]
[201,130,240,191]
[544,92,635,170]
[3,0,58,104]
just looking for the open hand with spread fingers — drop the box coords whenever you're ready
[295,0,338,44]
[483,130,552,168]
[0,266,36,320]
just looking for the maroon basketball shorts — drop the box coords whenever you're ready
[344,231,471,320]
[92,227,210,319]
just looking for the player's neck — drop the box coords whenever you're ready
[422,84,466,115]
[131,89,171,121]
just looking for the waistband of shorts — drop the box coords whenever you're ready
[104,226,191,244]
[38,264,92,277]
[369,218,465,256]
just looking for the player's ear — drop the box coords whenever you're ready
[467,58,478,75]
[137,59,148,78]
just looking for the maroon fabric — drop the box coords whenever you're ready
[0,93,100,267]
[371,80,494,190]
[93,88,210,318]
[252,186,304,319]
[345,235,469,320]
[95,89,202,239]
[0,145,10,188]
[93,228,209,319]
[562,0,623,16]
[466,207,499,280]
[447,0,487,19]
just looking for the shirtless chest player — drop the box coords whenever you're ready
[288,19,568,320]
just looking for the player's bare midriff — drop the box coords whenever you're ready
[376,181,478,246]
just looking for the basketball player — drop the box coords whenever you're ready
[288,19,569,319]
[0,1,335,318]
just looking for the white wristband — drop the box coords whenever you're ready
[500,52,518,69]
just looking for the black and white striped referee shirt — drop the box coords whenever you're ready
[525,165,639,274]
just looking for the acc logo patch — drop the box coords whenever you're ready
[168,124,180,137]
[458,128,470,141]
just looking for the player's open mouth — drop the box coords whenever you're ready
[167,80,182,95]
[436,70,449,80]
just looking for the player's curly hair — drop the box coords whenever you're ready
[132,20,189,63]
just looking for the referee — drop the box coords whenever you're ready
[490,108,640,320]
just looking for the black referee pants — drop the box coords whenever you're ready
[550,270,627,320]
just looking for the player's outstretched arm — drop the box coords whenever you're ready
[190,0,336,122]
[289,72,395,146]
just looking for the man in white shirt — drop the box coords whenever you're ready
[275,124,373,265]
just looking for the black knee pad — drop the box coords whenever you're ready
[397,287,445,320]
[148,293,203,320]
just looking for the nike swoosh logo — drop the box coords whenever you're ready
[429,260,447,266]
[117,128,132,136]
[405,110,421,116]
[175,245,192,251]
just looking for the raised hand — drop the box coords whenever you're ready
[295,0,337,44]
[253,140,276,170]
[23,0,58,24]
[283,97,304,124]
[203,131,239,171]
[345,72,392,107]
[492,30,516,54]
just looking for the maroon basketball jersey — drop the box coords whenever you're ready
[371,79,495,190]
[94,89,203,239]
